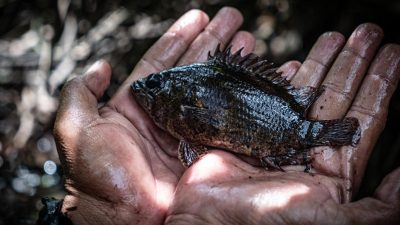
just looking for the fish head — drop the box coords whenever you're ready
[131,64,207,112]
[131,72,168,113]
[131,65,200,131]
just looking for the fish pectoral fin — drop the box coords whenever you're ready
[288,86,323,115]
[178,140,209,167]
[260,157,285,172]
[181,105,226,127]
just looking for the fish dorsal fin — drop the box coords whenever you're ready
[208,44,293,90]
[207,44,321,115]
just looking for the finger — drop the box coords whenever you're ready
[83,60,112,99]
[374,167,400,205]
[309,23,384,120]
[291,31,345,87]
[54,60,112,141]
[346,44,400,192]
[108,9,209,109]
[229,31,256,55]
[277,60,302,81]
[126,9,209,84]
[177,7,243,65]
[339,168,400,224]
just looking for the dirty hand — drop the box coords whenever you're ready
[54,7,251,225]
[164,24,400,224]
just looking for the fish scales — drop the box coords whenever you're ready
[131,45,360,170]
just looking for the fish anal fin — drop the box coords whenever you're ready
[261,149,312,172]
[260,157,284,171]
[178,141,209,167]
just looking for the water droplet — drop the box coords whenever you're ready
[43,160,57,175]
[37,135,53,153]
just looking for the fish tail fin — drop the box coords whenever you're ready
[309,118,360,147]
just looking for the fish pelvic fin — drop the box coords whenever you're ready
[307,117,360,147]
[178,140,209,167]
[288,86,324,115]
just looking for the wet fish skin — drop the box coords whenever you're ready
[131,45,360,170]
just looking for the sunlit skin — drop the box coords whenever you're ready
[54,7,400,225]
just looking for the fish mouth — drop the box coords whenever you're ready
[131,80,145,92]
[131,80,154,110]
[132,81,148,96]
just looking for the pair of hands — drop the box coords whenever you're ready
[54,7,400,225]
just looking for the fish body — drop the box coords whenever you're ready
[131,46,360,170]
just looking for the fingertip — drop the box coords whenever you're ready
[207,6,243,37]
[380,43,400,55]
[219,6,243,25]
[374,167,400,205]
[368,43,400,81]
[277,60,302,80]
[171,9,210,32]
[344,23,383,59]
[230,31,256,55]
[308,31,345,64]
[176,7,244,65]
[320,31,345,46]
[84,60,112,100]
[189,9,210,23]
[354,23,384,37]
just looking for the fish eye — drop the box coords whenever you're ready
[146,74,162,89]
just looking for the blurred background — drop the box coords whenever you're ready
[0,0,399,224]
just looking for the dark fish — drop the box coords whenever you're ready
[131,45,360,171]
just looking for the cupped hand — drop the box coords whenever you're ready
[54,7,255,225]
[165,24,400,224]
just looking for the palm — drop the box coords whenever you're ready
[55,7,400,225]
[167,152,344,224]
[55,7,250,225]
[56,78,183,224]
[165,22,400,225]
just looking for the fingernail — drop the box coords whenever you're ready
[354,23,383,41]
[321,32,346,49]
[86,60,106,75]
[370,44,400,78]
[347,23,383,58]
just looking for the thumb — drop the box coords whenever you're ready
[54,60,111,142]
[374,167,400,206]
[340,168,400,225]
[82,60,112,100]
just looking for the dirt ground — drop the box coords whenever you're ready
[0,0,399,224]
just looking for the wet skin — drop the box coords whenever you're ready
[131,47,360,170]
[54,7,400,225]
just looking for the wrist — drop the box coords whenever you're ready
[61,193,121,225]
[36,197,73,225]
[60,190,149,225]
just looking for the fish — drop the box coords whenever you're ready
[131,45,360,171]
